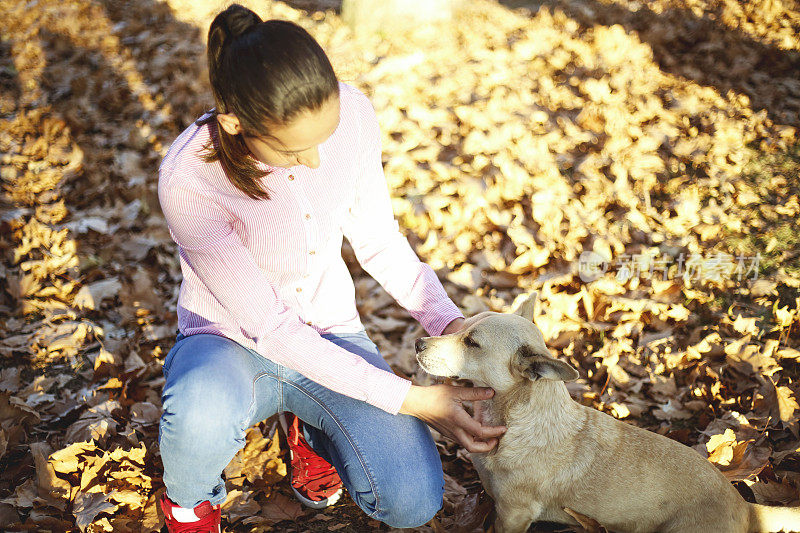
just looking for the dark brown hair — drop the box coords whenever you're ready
[200,4,339,199]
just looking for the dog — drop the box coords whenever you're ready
[415,293,800,533]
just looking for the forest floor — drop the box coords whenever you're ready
[1,0,799,531]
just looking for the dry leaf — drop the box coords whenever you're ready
[260,492,304,524]
[73,278,122,310]
[564,507,607,533]
[748,479,800,506]
[72,491,117,531]
[30,442,71,508]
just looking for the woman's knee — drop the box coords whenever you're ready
[161,362,253,443]
[372,458,444,528]
[364,418,444,527]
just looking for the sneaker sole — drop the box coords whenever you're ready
[290,485,343,510]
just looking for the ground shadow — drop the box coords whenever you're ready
[0,38,21,118]
[499,0,800,128]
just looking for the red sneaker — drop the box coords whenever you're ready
[160,493,221,533]
[284,413,343,509]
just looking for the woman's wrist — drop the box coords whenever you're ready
[399,384,424,416]
[441,317,465,335]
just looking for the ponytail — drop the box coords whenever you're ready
[200,4,339,199]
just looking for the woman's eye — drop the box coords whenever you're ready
[464,336,480,348]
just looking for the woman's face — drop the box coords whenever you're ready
[219,95,341,170]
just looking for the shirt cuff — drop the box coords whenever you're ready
[366,369,413,415]
[419,299,465,337]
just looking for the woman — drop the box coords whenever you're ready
[157,5,506,531]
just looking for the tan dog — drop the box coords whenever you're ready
[415,293,800,533]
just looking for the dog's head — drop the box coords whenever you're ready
[415,292,579,392]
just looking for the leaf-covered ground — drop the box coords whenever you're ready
[1,0,799,531]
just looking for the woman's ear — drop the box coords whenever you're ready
[216,112,243,136]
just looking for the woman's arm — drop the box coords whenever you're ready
[340,89,464,338]
[159,179,411,415]
[339,91,505,448]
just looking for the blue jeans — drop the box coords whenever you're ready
[158,330,444,528]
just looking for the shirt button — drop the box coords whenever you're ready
[309,250,316,255]
[296,287,302,293]
[304,213,311,220]
[288,174,295,181]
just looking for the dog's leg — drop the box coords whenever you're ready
[495,502,542,533]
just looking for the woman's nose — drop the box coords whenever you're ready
[298,148,320,169]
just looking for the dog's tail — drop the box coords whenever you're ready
[749,503,800,532]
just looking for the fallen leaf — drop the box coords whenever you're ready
[72,491,117,531]
[564,507,607,533]
[30,442,71,508]
[260,492,304,524]
[73,278,122,310]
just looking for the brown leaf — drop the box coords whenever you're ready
[451,490,494,533]
[141,489,165,531]
[29,442,71,508]
[72,491,117,532]
[260,492,304,524]
[73,278,122,310]
[129,402,160,426]
[0,391,41,430]
[726,343,781,377]
[0,479,37,509]
[718,440,771,482]
[762,379,800,432]
[748,479,800,506]
[0,502,20,528]
[222,489,261,523]
[224,427,286,487]
[564,507,608,533]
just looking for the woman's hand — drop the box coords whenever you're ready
[400,384,506,453]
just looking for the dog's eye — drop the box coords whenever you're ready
[464,335,480,348]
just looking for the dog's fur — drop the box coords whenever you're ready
[415,293,800,533]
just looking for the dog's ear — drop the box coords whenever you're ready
[516,345,579,382]
[513,291,539,322]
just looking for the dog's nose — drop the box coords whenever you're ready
[415,338,427,353]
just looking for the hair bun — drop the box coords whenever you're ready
[221,4,261,39]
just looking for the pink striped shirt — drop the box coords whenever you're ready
[158,81,463,415]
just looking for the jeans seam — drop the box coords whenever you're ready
[278,366,284,414]
[281,379,381,517]
[246,371,275,429]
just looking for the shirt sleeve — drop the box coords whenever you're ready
[341,91,464,337]
[159,179,412,415]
